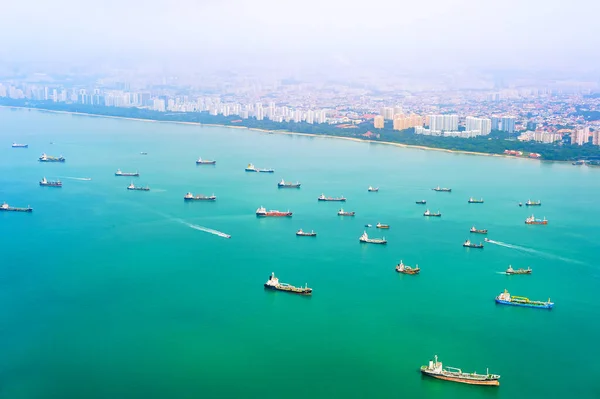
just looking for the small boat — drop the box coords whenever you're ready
[365,224,372,228]
[318,194,346,202]
[468,197,484,203]
[506,265,532,275]
[140,152,148,155]
[525,214,547,225]
[423,209,441,217]
[196,157,216,165]
[115,169,139,177]
[395,260,420,274]
[296,229,316,237]
[256,206,292,217]
[525,199,541,206]
[184,192,216,201]
[12,143,28,148]
[415,200,427,204]
[245,163,273,173]
[484,238,490,242]
[277,179,301,188]
[495,289,553,309]
[518,202,523,207]
[470,226,487,234]
[0,202,33,212]
[38,153,65,162]
[368,186,379,192]
[463,239,483,248]
[359,231,387,244]
[420,355,500,386]
[264,272,312,295]
[572,160,585,165]
[432,186,451,192]
[337,208,355,216]
[127,182,150,191]
[376,222,389,229]
[39,177,62,187]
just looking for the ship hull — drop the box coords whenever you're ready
[0,208,32,212]
[263,284,312,295]
[196,161,216,165]
[525,221,547,225]
[115,174,139,177]
[12,145,28,148]
[506,271,531,275]
[296,233,317,237]
[184,197,216,201]
[464,245,484,249]
[421,370,499,386]
[396,269,419,274]
[39,159,65,163]
[40,183,62,187]
[318,198,346,202]
[278,184,301,188]
[359,240,387,245]
[495,299,553,309]
[470,231,487,234]
[525,204,541,206]
[256,213,292,217]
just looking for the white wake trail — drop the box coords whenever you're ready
[485,239,583,264]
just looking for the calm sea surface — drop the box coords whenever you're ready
[0,108,599,399]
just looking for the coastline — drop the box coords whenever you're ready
[1,105,537,161]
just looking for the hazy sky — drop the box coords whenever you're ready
[2,0,599,71]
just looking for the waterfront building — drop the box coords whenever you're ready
[373,116,384,129]
[501,116,516,133]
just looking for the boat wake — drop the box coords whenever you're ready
[59,176,92,181]
[485,239,583,264]
[180,221,231,238]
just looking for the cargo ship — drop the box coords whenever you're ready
[337,208,355,216]
[140,152,148,155]
[38,153,65,162]
[264,272,312,295]
[127,182,150,191]
[525,199,541,206]
[0,202,33,212]
[433,186,451,192]
[184,192,216,201]
[506,265,532,275]
[463,239,483,248]
[196,157,216,165]
[416,200,427,204]
[256,206,292,217]
[495,289,553,309]
[12,143,28,148]
[277,179,301,188]
[423,209,441,217]
[376,222,389,229]
[368,186,379,192]
[470,226,487,234]
[245,163,274,173]
[468,197,484,203]
[420,355,500,386]
[115,169,139,177]
[39,177,62,187]
[359,231,387,244]
[525,215,547,225]
[296,229,317,237]
[395,260,420,274]
[318,194,346,202]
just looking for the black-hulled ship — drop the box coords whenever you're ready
[39,177,62,187]
[420,355,500,386]
[337,208,355,216]
[468,197,484,203]
[423,209,441,217]
[0,202,33,212]
[463,239,483,248]
[318,194,346,202]
[525,199,541,206]
[470,226,487,234]
[264,272,312,295]
[416,200,427,204]
[115,169,139,177]
[196,157,216,165]
[296,229,317,237]
[127,182,150,191]
[12,143,28,148]
[368,186,379,192]
[38,153,65,162]
[278,179,301,188]
[184,192,216,201]
[432,186,451,192]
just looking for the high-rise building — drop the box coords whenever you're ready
[380,107,395,120]
[491,116,500,130]
[373,116,385,129]
[429,115,458,132]
[393,114,423,131]
[256,106,264,121]
[465,117,492,136]
[501,116,516,133]
[305,110,315,124]
[571,127,589,145]
[592,130,600,146]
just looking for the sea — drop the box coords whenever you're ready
[0,107,599,399]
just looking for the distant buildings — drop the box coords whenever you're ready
[415,126,483,138]
[518,131,562,143]
[393,114,423,131]
[571,127,589,145]
[380,107,395,120]
[428,114,458,132]
[465,116,492,136]
[373,116,385,129]
[501,116,516,133]
[593,130,600,146]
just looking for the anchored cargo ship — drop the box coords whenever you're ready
[318,194,346,202]
[12,143,28,148]
[368,186,379,192]
[470,226,487,234]
[39,177,62,187]
[525,199,541,206]
[184,192,216,201]
[468,197,484,203]
[416,200,427,204]
[423,209,441,217]
[245,163,274,173]
[525,215,547,225]
[115,169,139,177]
[38,153,65,162]
[433,186,451,192]
[196,157,216,165]
[506,265,532,275]
[495,289,553,309]
[359,231,387,244]
[264,272,312,295]
[0,202,33,212]
[420,355,500,386]
[376,222,389,229]
[277,179,301,188]
[296,229,317,237]
[463,239,483,248]
[396,260,420,274]
[256,206,292,217]
[337,208,355,216]
[127,182,150,191]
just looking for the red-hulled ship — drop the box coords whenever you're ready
[256,206,292,217]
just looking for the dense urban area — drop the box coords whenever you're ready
[2,69,600,162]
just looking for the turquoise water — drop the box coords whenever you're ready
[0,107,599,399]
